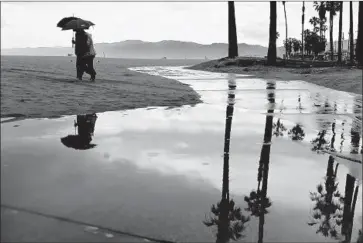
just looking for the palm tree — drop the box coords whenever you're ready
[357,1,363,66]
[349,1,354,64]
[204,75,249,243]
[282,1,288,59]
[302,1,305,60]
[228,1,238,58]
[314,1,327,38]
[310,16,321,33]
[314,2,340,60]
[338,1,343,63]
[267,1,277,65]
[327,1,340,61]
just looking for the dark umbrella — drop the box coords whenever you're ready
[61,19,95,30]
[57,17,95,49]
[61,135,97,150]
[57,16,80,28]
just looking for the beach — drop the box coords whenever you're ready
[1,56,203,121]
[189,59,363,95]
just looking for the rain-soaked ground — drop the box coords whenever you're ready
[1,66,362,242]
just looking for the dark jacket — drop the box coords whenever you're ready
[74,32,89,57]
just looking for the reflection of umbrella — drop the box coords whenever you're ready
[61,19,95,30]
[61,135,96,150]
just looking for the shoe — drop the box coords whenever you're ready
[77,76,82,81]
[90,75,96,81]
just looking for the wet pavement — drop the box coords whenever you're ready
[1,66,362,242]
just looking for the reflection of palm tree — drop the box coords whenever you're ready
[331,121,337,152]
[204,75,249,243]
[309,156,343,239]
[341,174,359,243]
[245,81,275,243]
[288,124,306,141]
[357,229,363,243]
[298,94,303,113]
[350,99,362,154]
[340,120,346,153]
[272,118,287,137]
[311,130,329,152]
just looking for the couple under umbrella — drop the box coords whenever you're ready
[57,17,97,81]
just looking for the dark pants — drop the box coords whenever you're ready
[76,55,96,79]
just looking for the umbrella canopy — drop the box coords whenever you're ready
[61,18,95,30]
[57,16,80,28]
[61,135,97,150]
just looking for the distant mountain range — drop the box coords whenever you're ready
[1,40,285,59]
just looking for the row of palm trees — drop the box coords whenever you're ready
[227,1,363,65]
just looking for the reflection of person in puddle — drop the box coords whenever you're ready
[61,113,98,150]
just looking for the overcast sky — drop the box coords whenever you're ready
[1,1,359,49]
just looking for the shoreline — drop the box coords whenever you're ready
[1,56,203,121]
[188,59,363,95]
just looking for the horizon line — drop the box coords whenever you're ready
[2,39,279,50]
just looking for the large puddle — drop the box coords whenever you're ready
[1,66,362,242]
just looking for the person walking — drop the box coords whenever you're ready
[72,29,97,81]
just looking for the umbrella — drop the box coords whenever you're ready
[61,19,95,30]
[61,135,97,150]
[57,16,80,28]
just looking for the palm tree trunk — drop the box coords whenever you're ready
[228,1,238,58]
[330,9,334,61]
[349,1,354,64]
[222,105,233,199]
[334,163,339,177]
[347,185,359,243]
[302,1,305,60]
[338,1,343,63]
[357,1,363,66]
[283,2,288,59]
[342,174,355,236]
[222,76,236,200]
[258,83,275,243]
[267,1,277,65]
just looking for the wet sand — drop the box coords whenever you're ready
[189,59,363,95]
[1,56,203,121]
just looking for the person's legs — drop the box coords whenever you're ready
[84,56,96,80]
[76,56,86,80]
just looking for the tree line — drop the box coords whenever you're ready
[227,1,363,66]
